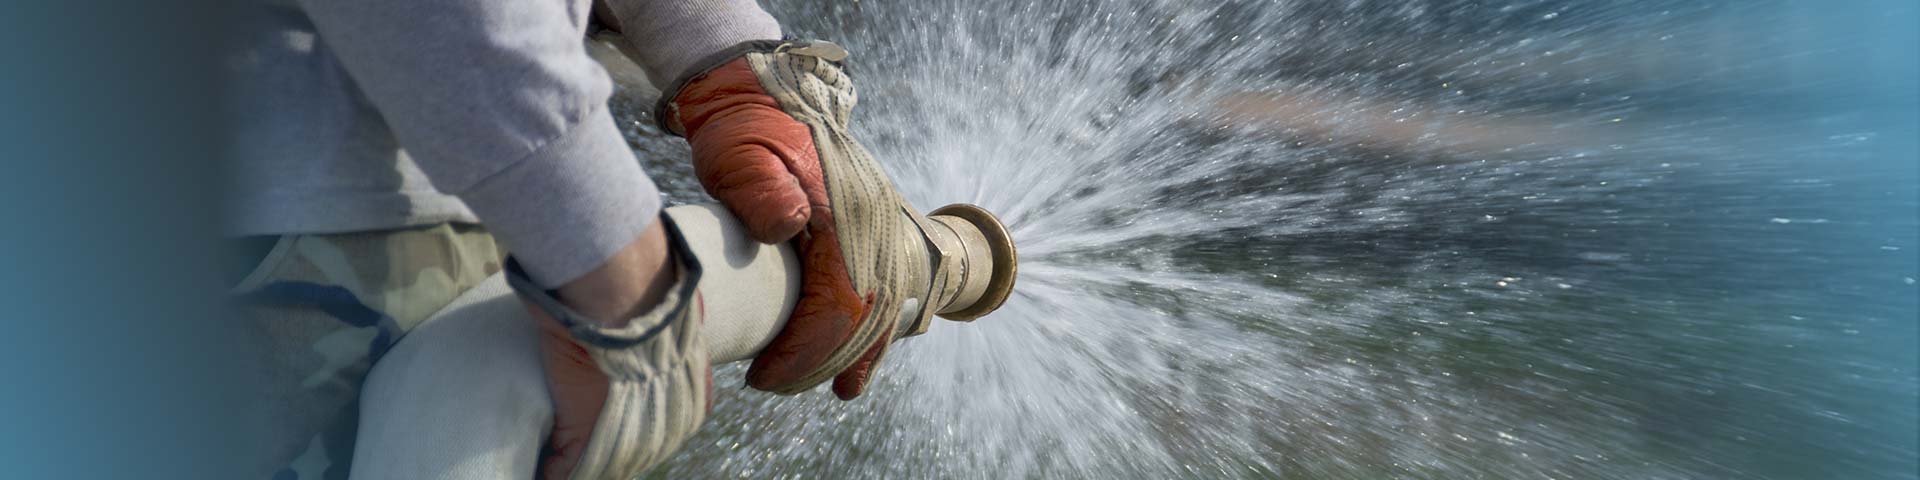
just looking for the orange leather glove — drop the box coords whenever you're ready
[664,45,892,400]
[513,40,899,480]
[507,219,712,480]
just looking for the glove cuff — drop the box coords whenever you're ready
[653,39,851,136]
[505,215,703,349]
[506,215,714,478]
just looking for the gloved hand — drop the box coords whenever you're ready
[661,40,915,399]
[507,219,712,480]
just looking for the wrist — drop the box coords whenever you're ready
[555,219,677,327]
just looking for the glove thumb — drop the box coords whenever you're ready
[686,112,814,243]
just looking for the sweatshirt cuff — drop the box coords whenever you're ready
[612,0,782,88]
[460,104,661,288]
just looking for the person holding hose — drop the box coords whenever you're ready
[227,0,909,478]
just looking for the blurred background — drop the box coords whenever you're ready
[5,0,1915,478]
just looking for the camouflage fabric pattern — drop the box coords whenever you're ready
[231,223,503,480]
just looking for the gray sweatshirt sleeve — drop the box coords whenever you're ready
[604,0,784,88]
[293,0,773,288]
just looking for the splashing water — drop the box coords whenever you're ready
[620,1,1919,478]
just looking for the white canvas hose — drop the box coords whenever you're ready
[349,202,1014,479]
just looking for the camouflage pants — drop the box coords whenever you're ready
[230,223,503,480]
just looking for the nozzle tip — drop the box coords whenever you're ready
[929,204,1017,321]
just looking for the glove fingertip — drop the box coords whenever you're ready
[831,368,869,400]
[746,203,808,244]
[831,335,890,400]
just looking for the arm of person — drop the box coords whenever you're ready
[294,0,670,322]
[294,3,774,478]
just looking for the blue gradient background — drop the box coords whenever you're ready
[0,1,257,478]
[0,0,1912,478]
